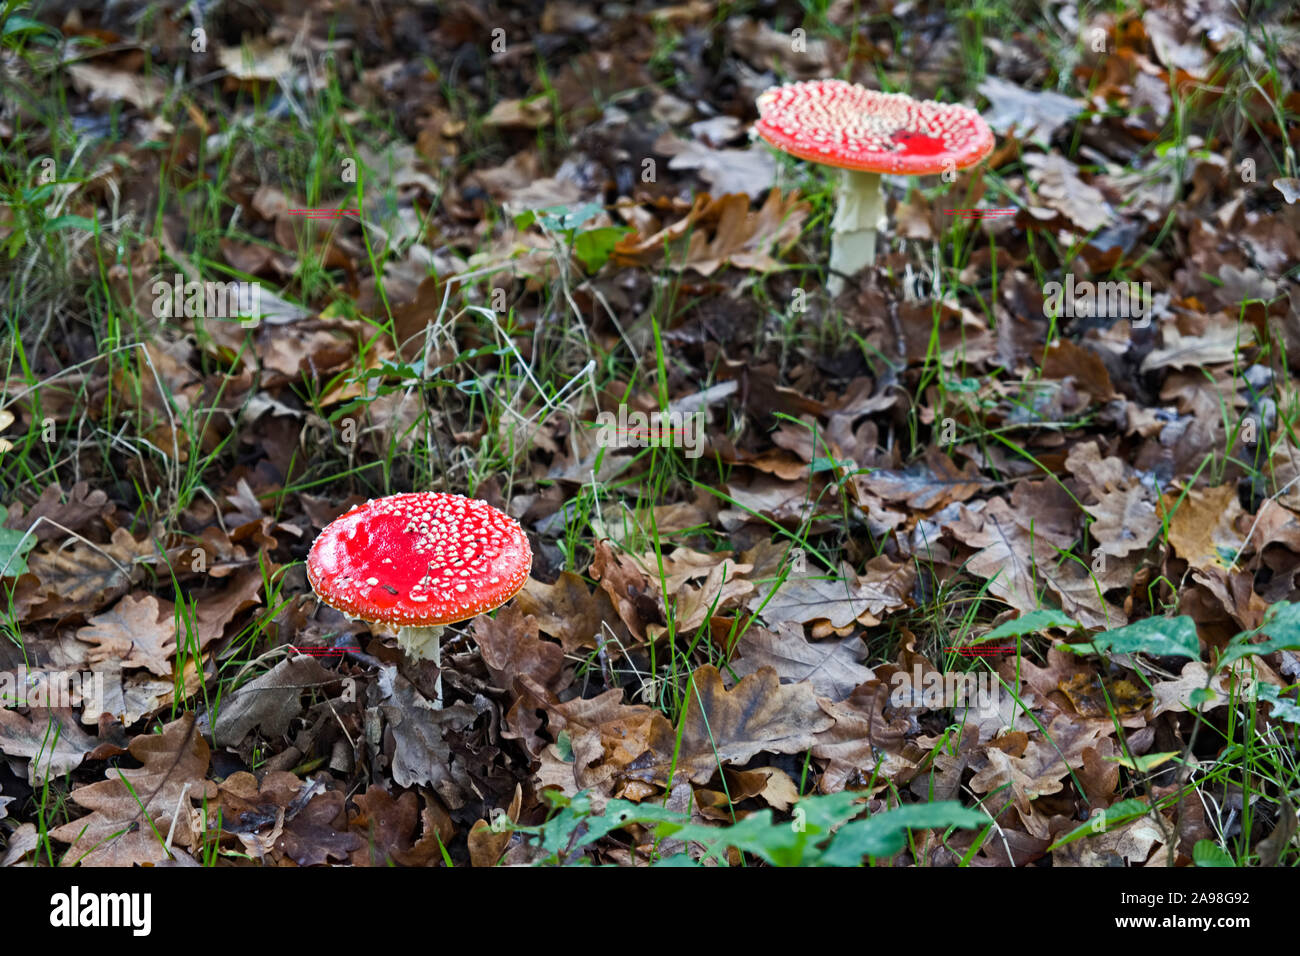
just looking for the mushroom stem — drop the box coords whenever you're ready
[827,168,886,297]
[396,624,446,707]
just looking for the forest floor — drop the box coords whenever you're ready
[1,0,1299,867]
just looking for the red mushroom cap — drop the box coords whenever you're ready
[306,492,532,628]
[755,79,995,175]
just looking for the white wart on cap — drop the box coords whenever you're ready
[306,492,532,628]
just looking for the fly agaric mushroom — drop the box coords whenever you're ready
[754,79,995,296]
[306,492,532,707]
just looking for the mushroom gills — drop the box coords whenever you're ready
[828,168,886,297]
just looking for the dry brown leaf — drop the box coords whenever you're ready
[1058,671,1152,717]
[1163,484,1245,572]
[510,675,668,796]
[0,708,100,785]
[4,481,111,542]
[612,190,809,275]
[978,76,1083,147]
[192,567,265,649]
[729,621,874,700]
[1053,812,1168,866]
[276,790,363,866]
[350,788,453,867]
[21,527,152,619]
[1078,741,1120,808]
[373,665,477,803]
[468,785,523,867]
[810,681,914,792]
[483,97,553,128]
[748,557,914,629]
[66,63,166,110]
[644,665,834,785]
[0,822,38,866]
[946,485,1080,614]
[856,448,984,510]
[1024,153,1110,231]
[1140,317,1252,372]
[217,41,293,81]
[1065,441,1127,492]
[77,594,175,674]
[75,593,176,677]
[654,131,776,199]
[513,571,626,654]
[1041,556,1128,630]
[88,665,199,727]
[1149,661,1231,718]
[210,655,338,747]
[970,714,1111,817]
[1085,484,1160,559]
[694,765,802,819]
[49,716,218,866]
[216,770,302,861]
[652,560,755,636]
[473,604,566,693]
[717,473,830,532]
[589,540,658,641]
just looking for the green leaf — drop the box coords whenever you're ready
[978,608,1082,643]
[359,359,423,382]
[43,214,97,235]
[513,202,603,233]
[1104,751,1180,772]
[4,227,26,258]
[0,528,37,577]
[818,802,988,865]
[1067,615,1199,660]
[658,810,806,866]
[1189,687,1216,707]
[811,456,857,475]
[1048,797,1153,850]
[1219,602,1300,668]
[573,225,631,272]
[1254,682,1300,724]
[1193,839,1235,867]
[568,798,687,853]
[792,790,870,834]
[651,853,700,866]
[3,15,51,37]
[657,796,984,867]
[554,729,574,762]
[522,793,691,862]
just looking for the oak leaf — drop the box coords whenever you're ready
[811,680,915,792]
[748,557,913,629]
[49,716,217,866]
[0,708,100,785]
[729,622,873,700]
[473,604,566,692]
[658,666,833,784]
[76,593,175,677]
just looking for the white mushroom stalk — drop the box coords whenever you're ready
[752,80,995,298]
[828,168,886,298]
[396,624,446,706]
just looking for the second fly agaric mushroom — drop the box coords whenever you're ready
[754,79,995,297]
[306,492,532,707]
